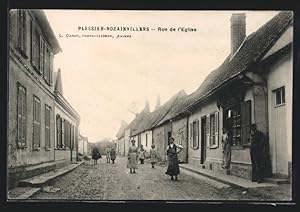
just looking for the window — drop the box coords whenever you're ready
[17,83,27,148]
[190,119,199,149]
[274,86,285,106]
[206,112,219,148]
[16,9,29,58]
[45,105,51,149]
[33,96,41,150]
[31,23,40,72]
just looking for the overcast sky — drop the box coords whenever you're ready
[44,10,278,142]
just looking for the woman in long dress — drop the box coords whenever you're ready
[127,140,138,174]
[150,144,157,168]
[165,137,183,180]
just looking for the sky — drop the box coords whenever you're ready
[44,10,279,142]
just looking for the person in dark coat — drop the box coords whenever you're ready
[249,124,266,183]
[92,145,101,165]
[165,137,183,181]
[110,147,117,164]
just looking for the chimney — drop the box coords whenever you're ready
[231,13,246,57]
[155,95,161,110]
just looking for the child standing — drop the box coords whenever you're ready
[150,144,157,168]
[138,145,145,164]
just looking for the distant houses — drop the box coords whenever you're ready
[116,120,128,155]
[78,134,89,157]
[116,11,293,182]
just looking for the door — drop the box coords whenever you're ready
[200,117,206,164]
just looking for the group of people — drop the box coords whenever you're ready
[91,123,267,183]
[91,145,117,164]
[221,123,269,183]
[127,141,159,174]
[127,137,183,181]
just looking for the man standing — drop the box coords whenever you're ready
[249,124,266,183]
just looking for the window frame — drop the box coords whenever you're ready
[190,119,199,150]
[208,112,219,149]
[273,86,286,107]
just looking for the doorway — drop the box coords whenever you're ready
[167,131,172,145]
[200,116,206,164]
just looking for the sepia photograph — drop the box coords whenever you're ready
[6,9,293,202]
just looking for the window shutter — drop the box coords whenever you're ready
[190,122,193,147]
[196,119,199,148]
[206,115,210,147]
[215,112,219,147]
[10,10,18,47]
[50,53,54,84]
[22,88,27,145]
[45,106,51,148]
[33,98,36,149]
[241,100,251,145]
[61,119,65,148]
[33,97,41,149]
[31,26,39,71]
[39,37,44,74]
[44,45,50,83]
[17,10,29,58]
[17,85,22,144]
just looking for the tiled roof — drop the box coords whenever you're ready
[129,90,187,136]
[156,91,190,126]
[116,121,128,138]
[177,11,293,115]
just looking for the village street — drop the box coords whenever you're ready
[29,157,291,201]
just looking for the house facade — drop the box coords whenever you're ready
[151,90,189,162]
[8,9,62,188]
[78,134,89,157]
[182,12,293,180]
[116,120,128,155]
[54,69,80,163]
